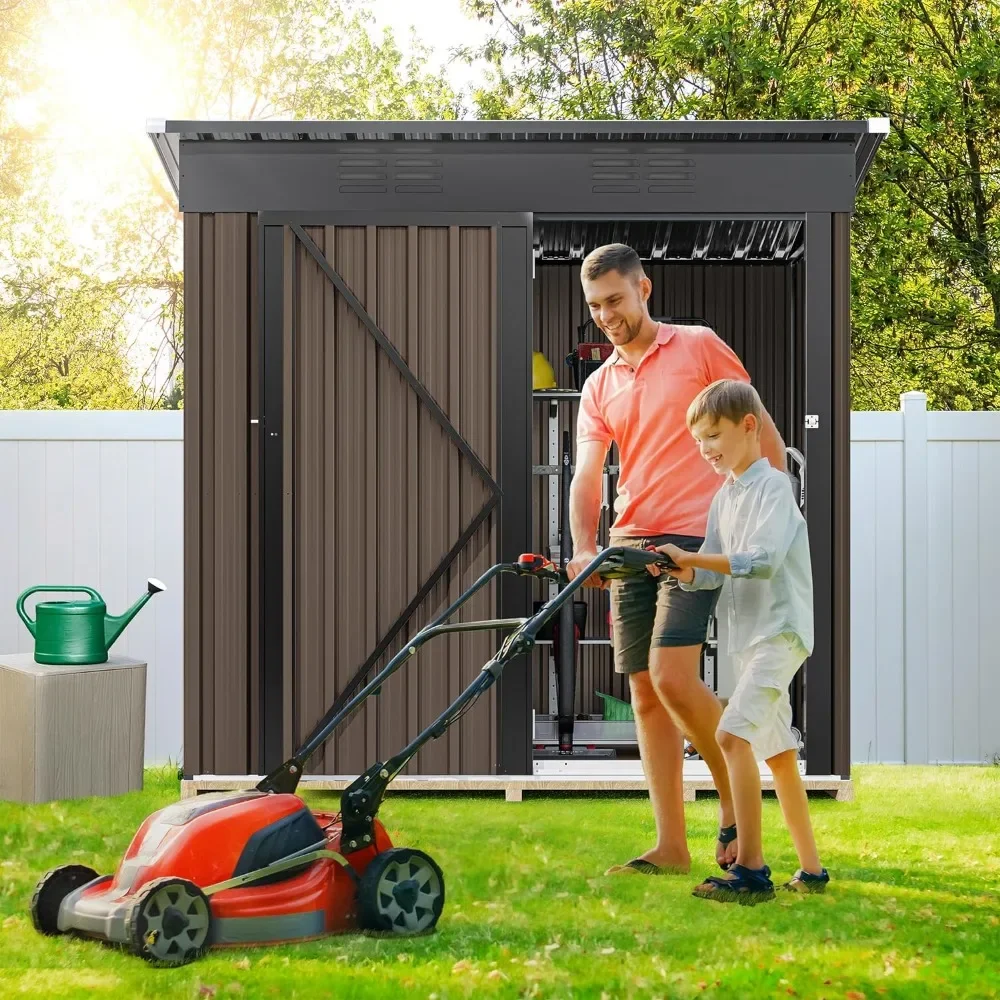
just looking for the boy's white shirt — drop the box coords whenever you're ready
[680,457,814,656]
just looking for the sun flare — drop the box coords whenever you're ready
[10,0,185,215]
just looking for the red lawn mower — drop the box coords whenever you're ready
[29,546,674,966]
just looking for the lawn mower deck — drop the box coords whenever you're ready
[30,547,675,965]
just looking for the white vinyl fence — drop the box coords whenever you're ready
[851,392,1000,766]
[0,411,184,766]
[1,396,998,768]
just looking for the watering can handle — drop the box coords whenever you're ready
[16,586,103,632]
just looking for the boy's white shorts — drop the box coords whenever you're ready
[719,632,807,762]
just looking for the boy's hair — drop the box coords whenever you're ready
[580,243,645,283]
[687,379,763,431]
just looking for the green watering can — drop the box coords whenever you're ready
[16,579,166,665]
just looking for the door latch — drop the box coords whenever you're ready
[804,414,819,429]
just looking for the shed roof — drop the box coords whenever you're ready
[148,118,888,201]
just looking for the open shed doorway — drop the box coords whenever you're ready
[529,216,807,776]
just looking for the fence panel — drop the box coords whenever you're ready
[0,412,184,766]
[2,401,999,768]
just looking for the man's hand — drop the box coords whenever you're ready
[566,550,608,589]
[646,543,695,584]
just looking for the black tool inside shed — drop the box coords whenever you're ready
[149,118,886,791]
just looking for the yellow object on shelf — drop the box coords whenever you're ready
[532,351,557,389]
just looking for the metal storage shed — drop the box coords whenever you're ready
[148,118,886,789]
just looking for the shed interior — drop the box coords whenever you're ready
[528,216,806,765]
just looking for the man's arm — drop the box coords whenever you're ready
[760,408,787,471]
[565,440,609,585]
[698,326,786,471]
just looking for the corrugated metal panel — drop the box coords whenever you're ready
[531,261,801,716]
[183,213,254,775]
[535,219,804,262]
[160,119,873,145]
[285,225,497,776]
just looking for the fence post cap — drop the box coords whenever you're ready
[900,390,928,407]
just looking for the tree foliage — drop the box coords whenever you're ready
[0,0,458,409]
[0,225,141,408]
[467,0,1000,409]
[0,0,43,206]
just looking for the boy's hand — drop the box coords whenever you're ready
[647,543,696,584]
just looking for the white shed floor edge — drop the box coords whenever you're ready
[182,768,853,803]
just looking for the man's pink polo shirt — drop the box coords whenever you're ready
[576,323,752,539]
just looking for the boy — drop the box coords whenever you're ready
[652,379,829,905]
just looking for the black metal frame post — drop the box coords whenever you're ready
[496,219,534,775]
[259,222,286,773]
[804,213,834,776]
[556,430,576,752]
[832,213,852,779]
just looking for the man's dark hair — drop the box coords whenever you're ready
[580,243,645,283]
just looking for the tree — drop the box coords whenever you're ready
[0,224,141,409]
[1,0,460,408]
[125,0,461,406]
[0,0,43,209]
[465,0,1000,409]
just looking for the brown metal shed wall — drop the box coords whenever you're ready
[530,262,801,716]
[285,225,498,776]
[182,213,255,776]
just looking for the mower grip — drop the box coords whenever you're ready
[515,546,680,583]
[595,547,680,579]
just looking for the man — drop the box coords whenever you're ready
[566,244,787,875]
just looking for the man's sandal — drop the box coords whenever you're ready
[780,868,830,893]
[692,863,775,906]
[605,858,668,876]
[717,824,738,870]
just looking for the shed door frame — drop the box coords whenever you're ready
[256,212,534,775]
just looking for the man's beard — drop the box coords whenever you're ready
[608,316,642,345]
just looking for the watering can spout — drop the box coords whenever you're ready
[104,578,167,648]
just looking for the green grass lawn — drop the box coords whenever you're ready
[1,765,998,999]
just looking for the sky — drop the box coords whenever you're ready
[367,0,497,92]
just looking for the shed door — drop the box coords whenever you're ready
[262,223,504,776]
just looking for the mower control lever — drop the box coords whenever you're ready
[515,553,564,581]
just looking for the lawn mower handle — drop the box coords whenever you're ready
[255,545,677,798]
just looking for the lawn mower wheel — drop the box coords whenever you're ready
[124,876,213,966]
[30,865,100,935]
[357,848,445,935]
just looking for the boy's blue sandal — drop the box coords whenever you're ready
[692,863,776,906]
[780,868,830,893]
[717,824,738,870]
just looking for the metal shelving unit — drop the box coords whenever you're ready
[530,388,719,759]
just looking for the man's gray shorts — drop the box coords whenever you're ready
[609,534,720,675]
